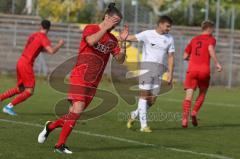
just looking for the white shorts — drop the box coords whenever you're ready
[138,62,165,96]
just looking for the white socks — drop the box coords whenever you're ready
[6,103,13,109]
[131,98,149,129]
[130,109,139,120]
[139,99,148,128]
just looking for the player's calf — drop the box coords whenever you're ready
[182,99,192,128]
[192,90,206,117]
[0,87,21,101]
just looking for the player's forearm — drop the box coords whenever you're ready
[86,29,108,46]
[168,54,175,76]
[126,35,138,42]
[212,55,220,65]
[115,43,127,64]
[210,52,220,65]
[209,46,220,65]
[45,43,63,54]
[51,44,62,54]
[183,52,190,61]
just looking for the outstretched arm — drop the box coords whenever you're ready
[45,39,64,54]
[125,35,138,42]
[114,24,129,64]
[118,24,139,42]
[117,34,138,42]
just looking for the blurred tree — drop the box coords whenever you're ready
[0,0,26,14]
[38,0,85,22]
[77,1,96,23]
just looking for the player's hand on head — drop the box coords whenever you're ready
[104,16,119,30]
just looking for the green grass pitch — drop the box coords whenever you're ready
[0,75,239,159]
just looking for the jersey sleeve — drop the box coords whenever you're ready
[82,25,98,40]
[168,36,175,54]
[41,36,51,49]
[209,38,216,47]
[135,31,147,42]
[185,40,193,55]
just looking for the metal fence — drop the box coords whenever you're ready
[0,0,240,87]
[0,13,239,88]
[0,13,81,75]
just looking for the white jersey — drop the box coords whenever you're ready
[135,30,175,66]
[136,30,175,93]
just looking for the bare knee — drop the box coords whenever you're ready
[185,95,192,101]
[185,89,194,101]
[25,88,34,95]
[147,96,157,107]
[70,101,85,114]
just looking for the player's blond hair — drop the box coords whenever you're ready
[201,20,215,30]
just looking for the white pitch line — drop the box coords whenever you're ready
[163,98,239,108]
[0,119,233,159]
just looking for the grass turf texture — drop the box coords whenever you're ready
[0,75,239,159]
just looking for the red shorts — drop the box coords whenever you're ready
[68,75,97,108]
[184,71,210,90]
[16,60,35,88]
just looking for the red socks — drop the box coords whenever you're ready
[11,90,32,106]
[55,112,80,147]
[182,100,191,127]
[48,112,78,131]
[192,93,205,116]
[48,118,65,131]
[0,87,20,101]
[182,100,192,119]
[182,92,206,128]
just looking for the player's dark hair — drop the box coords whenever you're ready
[201,20,214,30]
[41,20,51,30]
[103,3,123,19]
[157,15,173,25]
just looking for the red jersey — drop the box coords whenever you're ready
[185,34,216,73]
[20,32,51,65]
[71,24,120,87]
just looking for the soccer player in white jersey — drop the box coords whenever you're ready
[124,16,175,132]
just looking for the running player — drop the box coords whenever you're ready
[38,3,128,154]
[126,16,175,132]
[182,20,222,128]
[0,20,64,116]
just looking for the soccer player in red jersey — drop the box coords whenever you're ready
[182,20,222,128]
[0,20,64,116]
[38,3,129,154]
